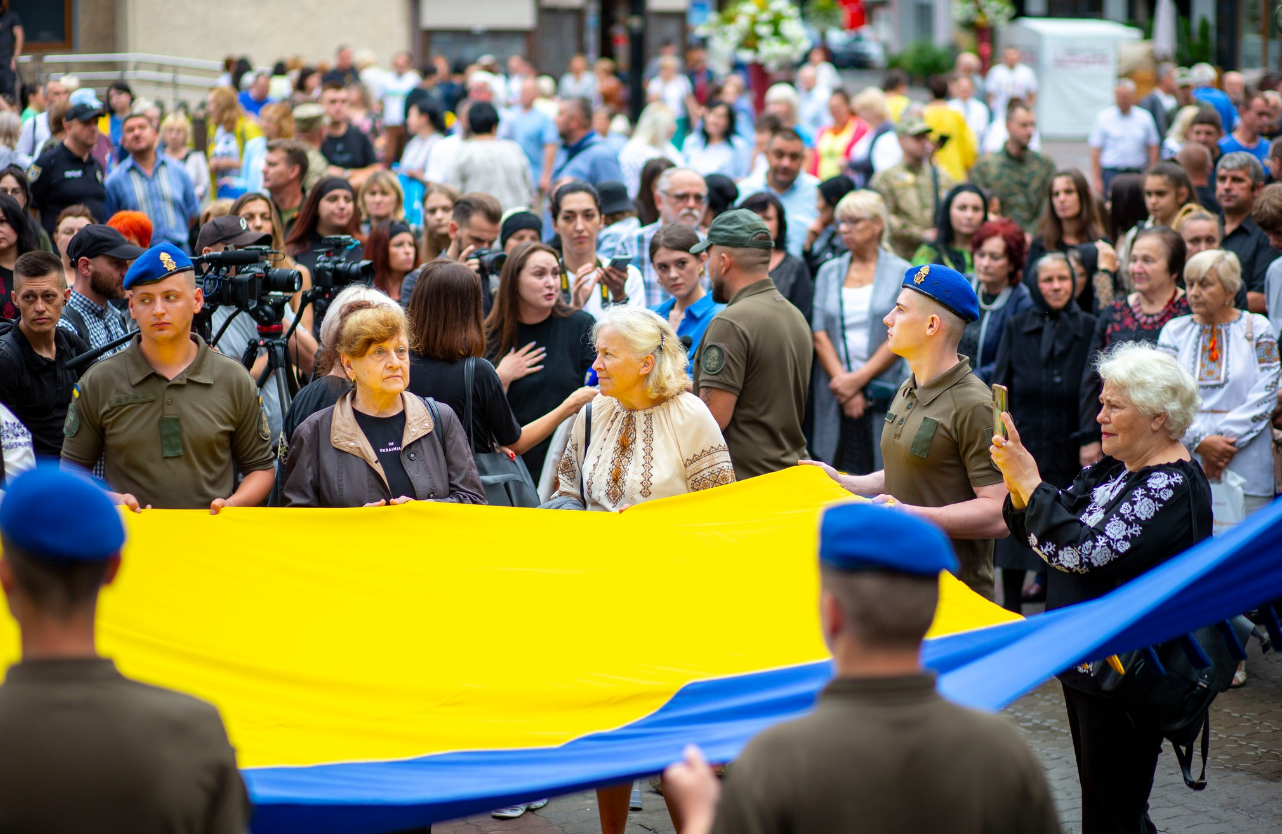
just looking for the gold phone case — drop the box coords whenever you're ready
[992,384,1009,439]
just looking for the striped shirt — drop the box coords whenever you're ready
[104,154,199,251]
[615,220,707,307]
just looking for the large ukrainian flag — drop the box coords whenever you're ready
[0,468,1021,833]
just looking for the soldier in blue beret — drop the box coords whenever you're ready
[662,502,1058,834]
[60,243,276,512]
[804,263,1009,601]
[0,463,251,831]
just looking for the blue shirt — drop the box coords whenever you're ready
[1218,133,1269,164]
[238,90,272,117]
[499,105,559,181]
[104,154,199,251]
[651,292,724,372]
[736,171,821,258]
[551,131,624,186]
[1193,88,1238,134]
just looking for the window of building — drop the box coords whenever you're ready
[13,0,72,50]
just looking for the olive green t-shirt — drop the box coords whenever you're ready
[881,357,1003,598]
[61,334,275,509]
[692,278,813,480]
[711,674,1061,834]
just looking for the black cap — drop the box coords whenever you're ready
[65,102,104,123]
[500,211,542,248]
[66,225,146,264]
[596,181,634,216]
[195,215,272,252]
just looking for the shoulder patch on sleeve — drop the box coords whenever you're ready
[27,165,40,183]
[701,343,727,375]
[257,398,270,441]
[63,385,81,437]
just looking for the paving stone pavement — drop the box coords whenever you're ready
[436,649,1282,834]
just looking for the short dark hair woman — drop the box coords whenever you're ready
[911,183,988,275]
[739,191,814,320]
[406,261,594,456]
[285,176,366,274]
[992,340,1210,834]
[367,220,419,303]
[484,242,596,479]
[281,302,485,507]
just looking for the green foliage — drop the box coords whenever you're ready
[803,0,842,36]
[888,41,954,83]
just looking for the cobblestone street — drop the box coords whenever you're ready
[437,648,1282,834]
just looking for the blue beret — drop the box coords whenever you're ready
[123,243,194,291]
[0,464,125,562]
[819,502,958,576]
[902,264,979,323]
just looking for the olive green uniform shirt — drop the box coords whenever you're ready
[693,278,813,480]
[870,161,955,261]
[711,674,1061,834]
[304,146,330,193]
[61,334,275,509]
[0,658,250,833]
[969,146,1057,235]
[881,358,1002,598]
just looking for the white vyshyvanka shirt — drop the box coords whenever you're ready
[555,393,735,512]
[1158,312,1281,497]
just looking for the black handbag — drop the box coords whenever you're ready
[463,357,540,508]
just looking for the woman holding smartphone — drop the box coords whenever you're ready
[550,181,646,320]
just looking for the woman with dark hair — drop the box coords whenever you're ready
[1025,170,1110,283]
[803,174,855,275]
[484,242,597,477]
[1079,226,1190,465]
[649,223,724,366]
[407,261,594,457]
[292,68,320,106]
[962,218,1034,383]
[636,157,676,226]
[0,194,41,319]
[911,183,988,275]
[739,191,814,320]
[366,220,419,303]
[0,164,53,253]
[992,251,1097,611]
[551,181,644,317]
[285,177,366,273]
[682,100,749,180]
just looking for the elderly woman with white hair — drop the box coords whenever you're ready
[545,306,734,834]
[810,189,909,473]
[619,103,684,198]
[992,340,1211,834]
[1158,249,1280,514]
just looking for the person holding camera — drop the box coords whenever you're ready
[398,192,503,309]
[551,181,644,319]
[60,243,276,512]
[284,176,366,275]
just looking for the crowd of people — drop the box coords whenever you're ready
[0,33,1274,834]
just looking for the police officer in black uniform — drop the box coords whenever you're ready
[0,464,251,832]
[29,95,107,236]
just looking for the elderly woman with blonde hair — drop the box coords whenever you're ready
[1158,249,1280,514]
[992,340,1211,834]
[810,189,909,473]
[549,306,735,514]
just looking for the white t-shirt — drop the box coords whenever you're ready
[985,63,1038,118]
[380,71,423,127]
[1088,105,1160,170]
[841,284,874,370]
[647,75,692,118]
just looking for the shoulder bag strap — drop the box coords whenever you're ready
[463,356,476,450]
[833,262,853,374]
[61,305,92,348]
[424,397,445,460]
[579,402,592,502]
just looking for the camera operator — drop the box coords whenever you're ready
[197,215,293,445]
[60,244,276,512]
[0,252,89,458]
[399,191,502,309]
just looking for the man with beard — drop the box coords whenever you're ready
[691,210,811,480]
[615,167,708,305]
[56,225,143,357]
[736,128,821,257]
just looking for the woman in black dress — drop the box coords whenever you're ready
[991,252,1096,611]
[992,340,1211,834]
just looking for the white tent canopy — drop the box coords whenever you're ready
[1002,18,1142,141]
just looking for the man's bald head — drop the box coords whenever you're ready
[1177,141,1212,177]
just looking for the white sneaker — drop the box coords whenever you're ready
[526,799,549,811]
[491,806,527,819]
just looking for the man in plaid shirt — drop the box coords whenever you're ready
[615,168,708,306]
[56,226,141,357]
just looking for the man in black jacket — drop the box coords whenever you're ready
[0,251,88,457]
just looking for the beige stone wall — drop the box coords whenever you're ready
[120,0,414,67]
[77,0,119,54]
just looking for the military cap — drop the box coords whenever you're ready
[820,502,958,576]
[896,116,933,137]
[66,225,146,265]
[0,463,126,562]
[123,243,195,290]
[293,102,330,132]
[902,263,980,323]
[690,208,774,254]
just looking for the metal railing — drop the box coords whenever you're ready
[19,52,224,110]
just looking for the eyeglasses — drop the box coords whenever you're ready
[662,191,708,205]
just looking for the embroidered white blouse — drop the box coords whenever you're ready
[1157,312,1281,497]
[554,392,736,512]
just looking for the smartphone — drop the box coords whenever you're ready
[609,256,632,271]
[992,384,1009,440]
